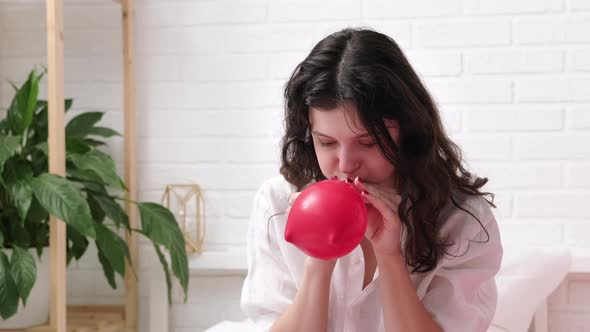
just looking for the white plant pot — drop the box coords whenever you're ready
[0,247,50,329]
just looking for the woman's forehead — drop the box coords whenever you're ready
[309,104,399,132]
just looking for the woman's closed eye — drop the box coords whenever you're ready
[318,140,336,147]
[359,141,376,148]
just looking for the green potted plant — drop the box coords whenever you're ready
[0,69,188,327]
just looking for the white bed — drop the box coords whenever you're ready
[149,246,578,332]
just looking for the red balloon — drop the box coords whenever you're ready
[285,179,368,260]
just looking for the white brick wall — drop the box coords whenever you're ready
[1,0,590,331]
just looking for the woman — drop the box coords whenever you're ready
[240,28,503,332]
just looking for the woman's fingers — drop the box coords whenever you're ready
[353,177,400,213]
[361,189,398,223]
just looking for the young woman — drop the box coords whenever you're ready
[240,28,503,332]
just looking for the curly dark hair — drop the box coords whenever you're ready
[279,27,495,274]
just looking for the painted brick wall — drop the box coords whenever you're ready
[1,0,589,331]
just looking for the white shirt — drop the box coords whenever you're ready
[240,176,503,332]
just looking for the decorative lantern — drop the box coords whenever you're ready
[161,184,205,253]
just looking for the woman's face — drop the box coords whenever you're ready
[309,101,400,187]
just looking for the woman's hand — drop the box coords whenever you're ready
[352,177,403,257]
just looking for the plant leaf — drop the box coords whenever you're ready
[0,251,19,319]
[36,98,73,114]
[8,219,30,248]
[68,150,125,191]
[66,226,89,265]
[66,138,91,155]
[86,193,106,223]
[138,202,188,299]
[30,173,96,239]
[90,193,129,230]
[97,246,117,289]
[65,112,104,139]
[88,127,120,138]
[95,223,129,277]
[6,70,42,135]
[0,233,4,248]
[0,135,21,174]
[33,142,48,155]
[154,245,172,304]
[3,159,34,221]
[83,138,106,147]
[67,168,104,185]
[9,246,36,306]
[170,240,189,302]
[65,99,73,112]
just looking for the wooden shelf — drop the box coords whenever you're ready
[0,0,137,330]
[0,306,127,332]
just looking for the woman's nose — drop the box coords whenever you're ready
[338,149,360,175]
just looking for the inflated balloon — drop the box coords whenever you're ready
[285,179,368,260]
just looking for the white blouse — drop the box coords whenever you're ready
[240,176,503,332]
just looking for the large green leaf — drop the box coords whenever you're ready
[86,194,106,223]
[154,245,172,304]
[137,202,188,298]
[6,70,42,135]
[25,195,49,223]
[88,127,120,138]
[95,223,129,277]
[68,150,125,191]
[66,226,89,265]
[33,142,48,155]
[97,246,117,289]
[36,98,73,114]
[83,138,106,147]
[170,240,189,301]
[3,159,34,221]
[0,135,21,173]
[9,246,36,306]
[30,173,96,239]
[65,112,104,139]
[66,138,92,155]
[67,168,104,185]
[24,201,49,257]
[138,203,183,246]
[0,252,19,319]
[8,221,30,248]
[89,193,129,230]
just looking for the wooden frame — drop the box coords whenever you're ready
[1,0,138,331]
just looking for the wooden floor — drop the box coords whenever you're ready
[0,306,130,332]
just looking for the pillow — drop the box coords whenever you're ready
[490,246,571,332]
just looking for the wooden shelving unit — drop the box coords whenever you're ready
[1,0,138,331]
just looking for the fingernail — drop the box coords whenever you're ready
[331,176,338,180]
[346,178,353,183]
[355,176,362,183]
[362,190,369,196]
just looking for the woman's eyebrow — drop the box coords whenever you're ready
[311,130,372,138]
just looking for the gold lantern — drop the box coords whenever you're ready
[161,184,205,253]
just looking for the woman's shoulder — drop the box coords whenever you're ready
[254,175,298,211]
[438,192,499,244]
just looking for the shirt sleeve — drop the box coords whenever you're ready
[422,205,503,332]
[240,181,297,332]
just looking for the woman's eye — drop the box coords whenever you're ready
[360,142,376,147]
[319,141,336,146]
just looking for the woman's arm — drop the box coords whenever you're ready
[351,178,441,331]
[377,253,443,332]
[271,257,336,332]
